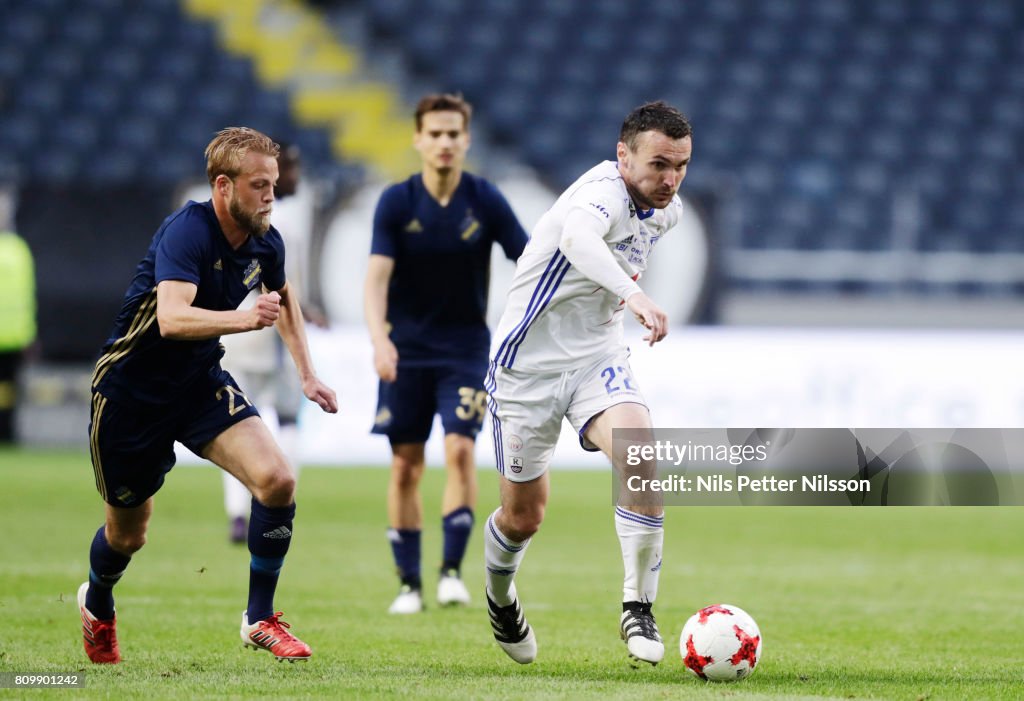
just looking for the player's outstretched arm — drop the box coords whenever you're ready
[364,254,398,383]
[276,280,338,413]
[156,280,278,340]
[625,292,668,346]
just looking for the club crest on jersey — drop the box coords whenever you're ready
[628,200,636,218]
[460,209,480,241]
[404,218,423,233]
[242,259,262,289]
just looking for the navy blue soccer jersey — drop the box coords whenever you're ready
[92,200,286,405]
[371,172,528,364]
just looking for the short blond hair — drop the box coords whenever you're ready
[204,127,280,185]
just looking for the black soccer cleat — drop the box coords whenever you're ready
[487,589,537,664]
[620,601,664,666]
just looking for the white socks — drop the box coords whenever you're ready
[614,506,664,603]
[484,506,664,607]
[483,509,531,606]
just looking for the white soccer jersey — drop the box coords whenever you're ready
[490,160,682,373]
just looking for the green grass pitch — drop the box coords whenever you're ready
[2,447,1023,699]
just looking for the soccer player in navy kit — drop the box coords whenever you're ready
[364,94,529,614]
[79,128,337,664]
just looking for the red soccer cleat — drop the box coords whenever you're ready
[240,611,312,662]
[77,582,121,664]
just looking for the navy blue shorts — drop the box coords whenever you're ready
[372,362,488,445]
[88,366,259,507]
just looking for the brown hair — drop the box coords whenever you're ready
[414,93,473,131]
[619,101,692,151]
[204,127,280,185]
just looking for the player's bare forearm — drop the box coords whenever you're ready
[276,284,338,412]
[363,257,393,346]
[156,280,268,340]
[276,283,315,380]
[363,255,399,381]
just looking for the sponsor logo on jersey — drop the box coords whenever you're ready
[589,202,610,219]
[404,219,423,233]
[243,259,262,289]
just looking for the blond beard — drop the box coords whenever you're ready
[229,195,270,237]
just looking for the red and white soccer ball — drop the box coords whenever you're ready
[679,604,762,682]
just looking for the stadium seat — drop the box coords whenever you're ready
[4,0,1023,295]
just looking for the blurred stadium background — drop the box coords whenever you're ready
[3,0,1024,463]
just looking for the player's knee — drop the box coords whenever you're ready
[445,438,475,474]
[503,503,544,540]
[391,459,424,491]
[251,467,296,506]
[107,528,147,555]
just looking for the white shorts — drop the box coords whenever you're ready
[485,350,647,482]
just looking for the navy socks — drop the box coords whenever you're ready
[387,528,422,590]
[86,526,131,620]
[441,506,474,574]
[246,498,296,623]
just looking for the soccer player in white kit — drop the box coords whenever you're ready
[482,101,692,666]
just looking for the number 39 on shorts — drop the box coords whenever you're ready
[455,387,487,423]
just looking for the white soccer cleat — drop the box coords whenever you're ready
[388,585,423,614]
[437,570,471,606]
[487,589,537,664]
[620,602,664,666]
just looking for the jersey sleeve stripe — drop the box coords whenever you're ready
[496,252,571,368]
[504,258,571,368]
[493,251,565,367]
[91,288,159,388]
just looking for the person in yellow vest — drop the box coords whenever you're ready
[0,228,37,444]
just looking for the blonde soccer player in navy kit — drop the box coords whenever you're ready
[81,128,337,664]
[364,94,528,614]
[483,102,692,666]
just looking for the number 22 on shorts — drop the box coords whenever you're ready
[601,366,636,395]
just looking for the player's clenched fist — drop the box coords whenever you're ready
[251,291,281,329]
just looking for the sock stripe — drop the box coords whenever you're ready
[487,516,525,553]
[251,555,285,575]
[487,566,517,576]
[615,506,664,529]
